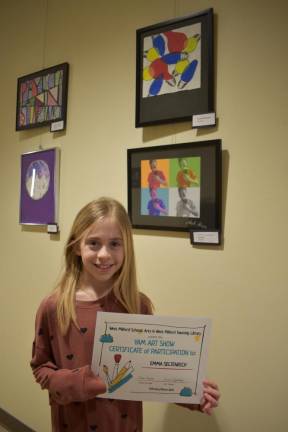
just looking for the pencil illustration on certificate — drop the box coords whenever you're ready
[92,312,211,403]
[98,330,135,394]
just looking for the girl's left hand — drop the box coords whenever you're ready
[199,379,220,415]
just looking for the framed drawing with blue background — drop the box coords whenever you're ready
[135,9,214,127]
[20,148,60,225]
[127,140,221,232]
[16,63,69,131]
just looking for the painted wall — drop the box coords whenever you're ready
[0,0,287,431]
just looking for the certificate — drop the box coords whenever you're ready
[92,312,211,403]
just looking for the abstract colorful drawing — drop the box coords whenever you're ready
[142,23,201,97]
[136,9,214,127]
[16,63,69,131]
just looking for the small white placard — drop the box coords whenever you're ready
[192,112,216,128]
[47,224,59,234]
[192,231,220,245]
[50,120,64,132]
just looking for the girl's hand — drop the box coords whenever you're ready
[199,379,220,415]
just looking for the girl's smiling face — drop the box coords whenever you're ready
[77,217,124,290]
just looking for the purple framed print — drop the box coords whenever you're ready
[16,63,69,131]
[20,148,60,225]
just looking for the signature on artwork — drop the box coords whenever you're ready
[185,220,207,229]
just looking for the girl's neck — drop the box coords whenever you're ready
[76,274,113,301]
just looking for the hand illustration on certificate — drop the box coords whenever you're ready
[92,312,211,403]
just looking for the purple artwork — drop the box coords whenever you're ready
[20,148,60,225]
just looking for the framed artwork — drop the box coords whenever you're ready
[20,148,60,225]
[127,140,221,232]
[16,63,69,131]
[135,8,214,127]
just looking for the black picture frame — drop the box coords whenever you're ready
[135,8,214,127]
[127,140,221,232]
[16,62,69,131]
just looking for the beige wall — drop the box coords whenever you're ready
[0,0,288,431]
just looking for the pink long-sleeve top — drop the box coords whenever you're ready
[31,291,151,432]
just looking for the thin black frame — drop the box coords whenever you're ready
[16,63,69,131]
[127,140,221,232]
[135,8,214,127]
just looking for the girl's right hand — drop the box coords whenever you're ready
[199,380,220,415]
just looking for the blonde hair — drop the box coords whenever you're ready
[54,197,151,334]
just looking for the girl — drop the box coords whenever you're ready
[31,197,220,432]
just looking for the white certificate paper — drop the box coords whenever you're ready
[92,312,211,403]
